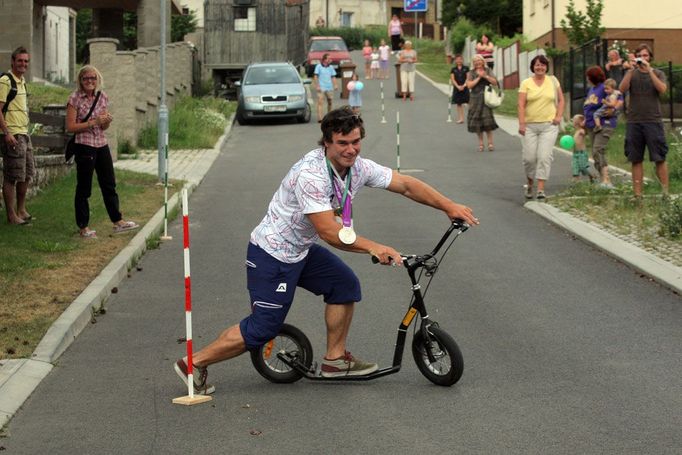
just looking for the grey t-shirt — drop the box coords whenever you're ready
[626,68,667,123]
[400,49,417,72]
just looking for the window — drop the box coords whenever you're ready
[234,7,256,31]
[340,12,352,27]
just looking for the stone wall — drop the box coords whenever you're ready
[0,155,72,199]
[87,38,196,158]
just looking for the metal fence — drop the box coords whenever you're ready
[553,38,609,117]
[655,62,681,127]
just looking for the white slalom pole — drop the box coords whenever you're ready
[447,85,453,123]
[380,81,387,124]
[396,111,401,173]
[172,188,212,406]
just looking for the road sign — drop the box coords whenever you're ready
[404,0,427,12]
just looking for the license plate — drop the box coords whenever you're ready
[264,105,286,112]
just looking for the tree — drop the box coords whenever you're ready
[442,0,522,37]
[76,9,92,63]
[171,8,198,42]
[560,0,605,47]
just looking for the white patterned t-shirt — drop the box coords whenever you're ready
[250,148,393,263]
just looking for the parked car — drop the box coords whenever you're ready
[305,36,352,77]
[235,62,311,125]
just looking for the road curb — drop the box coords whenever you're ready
[525,201,682,294]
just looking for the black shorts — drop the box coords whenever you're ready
[624,122,668,163]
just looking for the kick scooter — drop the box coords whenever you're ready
[250,219,469,386]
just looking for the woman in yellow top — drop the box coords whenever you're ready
[518,55,565,200]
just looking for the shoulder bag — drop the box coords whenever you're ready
[484,84,504,109]
[64,91,101,164]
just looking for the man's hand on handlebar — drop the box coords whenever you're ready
[447,202,479,226]
[369,244,403,266]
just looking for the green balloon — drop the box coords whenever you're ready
[559,135,575,149]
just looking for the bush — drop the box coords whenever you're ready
[667,141,682,181]
[310,26,388,50]
[448,18,491,55]
[659,197,682,238]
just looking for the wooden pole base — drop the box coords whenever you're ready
[172,394,213,406]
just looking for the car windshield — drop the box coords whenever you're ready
[310,39,348,52]
[244,66,300,85]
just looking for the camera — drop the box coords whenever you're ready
[635,57,644,65]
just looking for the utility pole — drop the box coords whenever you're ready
[158,0,168,181]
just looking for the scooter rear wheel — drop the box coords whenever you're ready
[250,324,313,383]
[412,326,463,386]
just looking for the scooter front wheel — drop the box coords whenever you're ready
[250,323,313,383]
[412,326,463,386]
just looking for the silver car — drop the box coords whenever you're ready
[235,62,311,125]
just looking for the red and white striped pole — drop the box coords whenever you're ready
[173,188,211,405]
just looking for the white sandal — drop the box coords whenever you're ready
[113,220,139,234]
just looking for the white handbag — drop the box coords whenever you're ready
[484,85,504,109]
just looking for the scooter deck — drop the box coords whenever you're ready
[277,351,401,381]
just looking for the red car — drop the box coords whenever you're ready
[305,36,352,77]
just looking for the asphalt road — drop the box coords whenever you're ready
[3,57,681,454]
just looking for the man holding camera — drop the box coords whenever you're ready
[619,43,669,199]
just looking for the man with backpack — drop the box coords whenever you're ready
[0,46,34,225]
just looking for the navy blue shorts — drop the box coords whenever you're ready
[624,122,668,163]
[239,242,361,350]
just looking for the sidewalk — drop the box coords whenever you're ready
[2,71,680,430]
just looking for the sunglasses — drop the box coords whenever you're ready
[81,76,97,82]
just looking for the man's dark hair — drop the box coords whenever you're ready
[318,106,366,146]
[529,55,550,73]
[635,43,653,59]
[11,47,29,61]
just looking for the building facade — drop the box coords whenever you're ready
[309,0,444,40]
[524,0,682,62]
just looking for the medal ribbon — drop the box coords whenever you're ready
[326,159,352,228]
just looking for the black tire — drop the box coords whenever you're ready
[250,324,313,383]
[412,326,463,386]
[297,104,311,123]
[236,109,247,125]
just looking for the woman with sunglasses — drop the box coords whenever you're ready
[66,65,138,238]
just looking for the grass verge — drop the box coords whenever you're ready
[137,96,236,149]
[1,89,233,360]
[0,169,179,359]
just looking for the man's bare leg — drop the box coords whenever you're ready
[325,303,354,359]
[192,324,247,367]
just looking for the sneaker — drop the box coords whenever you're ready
[536,190,547,200]
[320,351,378,378]
[599,182,615,190]
[524,185,534,200]
[593,125,602,133]
[174,358,215,395]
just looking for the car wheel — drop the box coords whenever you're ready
[297,104,311,124]
[236,110,248,125]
